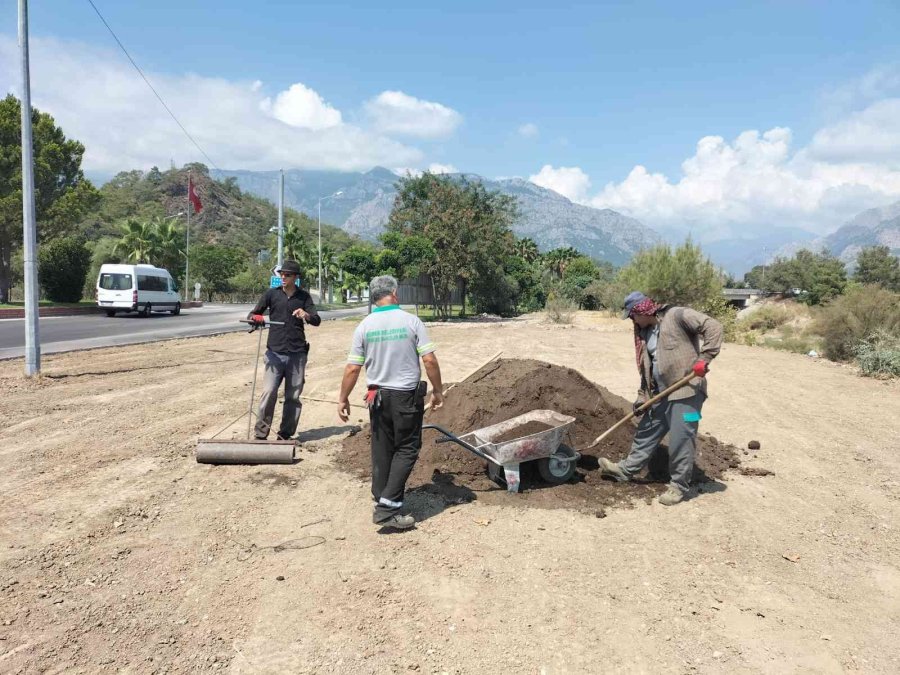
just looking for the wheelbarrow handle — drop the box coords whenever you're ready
[422,424,497,464]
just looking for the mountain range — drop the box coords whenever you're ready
[774,201,900,269]
[211,167,660,266]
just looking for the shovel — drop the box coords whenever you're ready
[585,371,699,449]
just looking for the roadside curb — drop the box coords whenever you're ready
[0,301,204,319]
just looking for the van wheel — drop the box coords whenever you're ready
[171,303,181,316]
[105,309,116,317]
[140,303,152,317]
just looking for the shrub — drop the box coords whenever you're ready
[813,285,900,361]
[854,331,900,378]
[738,304,792,331]
[38,236,92,302]
[701,295,738,341]
[545,293,576,324]
[618,240,723,309]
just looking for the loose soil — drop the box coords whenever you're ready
[490,420,554,443]
[340,358,744,512]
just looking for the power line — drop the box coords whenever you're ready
[85,0,219,170]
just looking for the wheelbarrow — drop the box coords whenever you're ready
[423,410,579,493]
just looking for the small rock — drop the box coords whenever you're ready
[276,575,285,581]
[113,521,123,528]
[821,634,832,641]
[595,510,607,519]
[748,440,761,450]
[713,651,723,658]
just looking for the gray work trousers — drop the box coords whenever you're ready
[254,349,308,440]
[619,392,704,493]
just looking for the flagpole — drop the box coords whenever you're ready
[185,171,190,302]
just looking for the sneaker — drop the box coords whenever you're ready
[658,486,685,506]
[378,514,415,530]
[598,458,630,482]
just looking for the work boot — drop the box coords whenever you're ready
[658,486,685,506]
[378,514,415,530]
[598,458,630,482]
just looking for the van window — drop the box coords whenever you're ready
[99,273,133,290]
[138,275,168,291]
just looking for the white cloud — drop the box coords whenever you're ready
[526,95,900,240]
[518,122,539,138]
[0,36,423,173]
[529,165,592,202]
[259,82,342,130]
[391,162,458,178]
[808,98,900,163]
[591,120,900,238]
[427,163,457,174]
[364,90,462,139]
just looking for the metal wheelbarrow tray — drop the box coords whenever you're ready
[424,409,579,493]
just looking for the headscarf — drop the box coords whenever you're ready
[630,297,662,371]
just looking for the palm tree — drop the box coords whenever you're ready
[543,246,579,279]
[320,243,340,303]
[282,221,316,286]
[151,217,184,273]
[515,237,540,263]
[114,219,156,263]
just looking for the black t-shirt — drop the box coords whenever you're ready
[249,287,321,353]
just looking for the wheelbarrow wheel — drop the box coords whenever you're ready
[537,445,577,484]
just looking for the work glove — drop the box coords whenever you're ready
[632,399,646,417]
[250,314,266,326]
[692,360,708,378]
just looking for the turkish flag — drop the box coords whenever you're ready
[189,178,203,213]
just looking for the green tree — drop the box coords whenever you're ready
[339,244,379,283]
[543,246,580,279]
[0,95,99,302]
[150,217,184,273]
[113,218,156,263]
[752,249,847,304]
[855,245,900,291]
[189,245,246,301]
[515,237,540,263]
[282,220,315,274]
[617,240,723,310]
[386,173,517,318]
[37,236,91,302]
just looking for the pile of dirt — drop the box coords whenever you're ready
[339,358,746,512]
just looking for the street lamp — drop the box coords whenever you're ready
[317,190,343,302]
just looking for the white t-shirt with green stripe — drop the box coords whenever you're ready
[347,305,436,390]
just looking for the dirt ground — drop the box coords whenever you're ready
[1,312,899,674]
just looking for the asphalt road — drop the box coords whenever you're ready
[0,303,368,360]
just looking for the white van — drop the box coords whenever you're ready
[96,264,181,317]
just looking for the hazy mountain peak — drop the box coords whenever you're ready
[212,167,660,265]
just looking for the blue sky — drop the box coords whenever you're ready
[3,1,900,239]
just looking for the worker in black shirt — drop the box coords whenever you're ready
[247,259,321,440]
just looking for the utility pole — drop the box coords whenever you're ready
[184,171,191,300]
[277,170,284,266]
[19,0,40,376]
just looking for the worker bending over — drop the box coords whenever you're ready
[599,291,723,505]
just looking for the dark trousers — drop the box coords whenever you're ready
[370,385,426,523]
[254,349,308,440]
